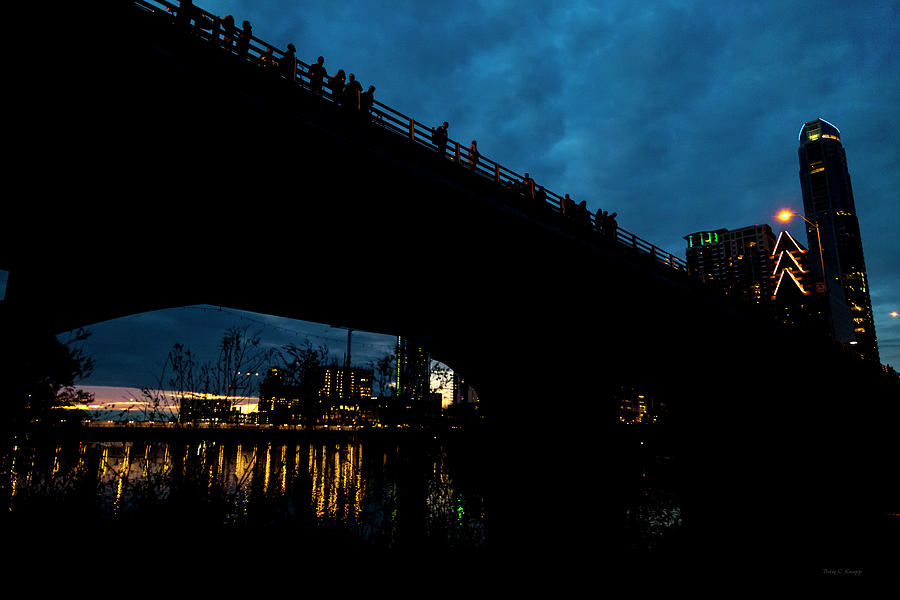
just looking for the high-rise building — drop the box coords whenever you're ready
[320,365,374,403]
[770,230,829,333]
[451,372,479,406]
[684,224,777,305]
[798,118,878,360]
[396,336,431,402]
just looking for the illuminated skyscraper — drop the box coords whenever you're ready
[798,118,878,360]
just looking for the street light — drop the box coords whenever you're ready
[776,209,826,293]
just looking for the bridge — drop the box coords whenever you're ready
[3,0,898,577]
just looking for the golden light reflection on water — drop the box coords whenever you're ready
[4,437,491,550]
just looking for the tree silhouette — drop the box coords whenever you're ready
[3,327,95,428]
[375,351,396,398]
[137,326,272,424]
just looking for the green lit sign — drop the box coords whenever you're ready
[687,231,720,248]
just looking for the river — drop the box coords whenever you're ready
[2,427,691,587]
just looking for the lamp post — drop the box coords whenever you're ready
[777,209,826,293]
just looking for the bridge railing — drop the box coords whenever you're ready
[136,0,687,273]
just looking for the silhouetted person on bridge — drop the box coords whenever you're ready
[522,173,535,200]
[562,193,576,217]
[535,185,547,208]
[606,212,618,242]
[468,140,479,170]
[596,210,617,243]
[360,85,376,121]
[237,20,252,61]
[329,70,346,104]
[577,200,589,227]
[280,43,297,81]
[344,73,363,111]
[595,209,606,236]
[432,122,449,157]
[308,56,327,95]
[175,0,196,31]
[221,15,235,49]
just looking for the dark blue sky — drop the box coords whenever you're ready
[70,0,900,387]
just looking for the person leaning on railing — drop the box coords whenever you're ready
[606,212,618,241]
[468,140,479,170]
[595,210,617,243]
[360,85,376,121]
[308,56,327,95]
[237,20,252,61]
[561,193,576,217]
[175,0,196,31]
[432,121,449,157]
[220,14,235,49]
[344,73,363,111]
[329,69,346,104]
[535,185,548,209]
[521,173,534,198]
[280,43,297,81]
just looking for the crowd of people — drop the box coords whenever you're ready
[559,194,618,241]
[172,0,619,246]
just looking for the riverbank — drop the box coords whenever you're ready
[6,422,488,444]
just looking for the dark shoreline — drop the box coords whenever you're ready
[5,422,491,445]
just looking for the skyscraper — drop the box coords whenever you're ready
[797,118,878,360]
[395,336,431,402]
[770,230,829,333]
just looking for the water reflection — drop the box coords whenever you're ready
[2,433,682,557]
[2,434,490,552]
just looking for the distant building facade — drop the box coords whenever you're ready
[257,365,374,427]
[320,366,374,404]
[451,373,480,406]
[319,365,374,426]
[396,336,430,402]
[257,367,304,425]
[178,394,232,424]
[684,224,777,305]
[798,118,878,360]
[616,385,666,425]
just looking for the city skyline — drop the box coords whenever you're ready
[14,1,900,386]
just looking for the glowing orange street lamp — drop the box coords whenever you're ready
[776,209,826,293]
